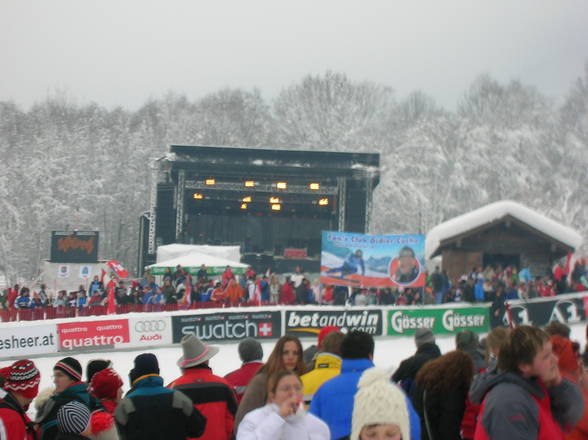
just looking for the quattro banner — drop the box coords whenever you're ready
[500,295,587,328]
[320,231,426,288]
[387,307,490,336]
[57,319,130,351]
[0,324,58,357]
[286,309,383,337]
[172,311,281,343]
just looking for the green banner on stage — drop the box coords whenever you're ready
[387,306,490,335]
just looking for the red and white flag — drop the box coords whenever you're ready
[107,260,129,279]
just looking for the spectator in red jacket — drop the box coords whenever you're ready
[169,334,238,440]
[0,359,41,440]
[225,338,264,404]
[280,277,296,305]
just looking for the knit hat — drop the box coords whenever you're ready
[177,334,219,368]
[551,335,579,374]
[129,353,159,385]
[238,338,263,363]
[54,357,82,382]
[57,400,90,434]
[86,359,112,382]
[1,360,41,399]
[456,330,479,351]
[415,328,435,348]
[89,368,123,400]
[318,326,340,348]
[351,368,410,440]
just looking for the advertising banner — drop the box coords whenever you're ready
[320,231,425,288]
[129,316,172,347]
[172,311,281,343]
[0,324,58,357]
[51,231,99,263]
[286,309,383,337]
[500,295,587,328]
[387,307,490,336]
[57,319,130,351]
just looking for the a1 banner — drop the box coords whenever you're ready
[0,324,59,357]
[286,309,383,337]
[500,295,587,328]
[172,311,281,343]
[387,307,490,336]
[129,316,172,347]
[57,319,130,351]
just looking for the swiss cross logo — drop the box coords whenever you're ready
[258,322,272,337]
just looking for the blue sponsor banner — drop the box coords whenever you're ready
[320,231,425,288]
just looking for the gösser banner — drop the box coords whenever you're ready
[387,307,490,336]
[320,232,426,288]
[172,311,281,343]
[57,319,130,351]
[286,309,383,337]
[0,324,58,357]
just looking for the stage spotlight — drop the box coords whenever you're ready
[271,204,282,211]
[242,196,252,203]
[318,198,329,206]
[205,178,215,185]
[309,182,320,190]
[241,203,248,210]
[193,193,204,200]
[276,182,287,189]
[244,180,255,187]
[269,196,281,204]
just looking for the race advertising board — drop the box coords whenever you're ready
[129,316,172,347]
[387,307,490,336]
[172,311,281,343]
[500,295,587,328]
[57,319,130,351]
[0,324,58,357]
[320,231,426,288]
[50,231,99,263]
[286,309,383,337]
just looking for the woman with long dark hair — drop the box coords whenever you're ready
[413,350,474,440]
[235,335,306,427]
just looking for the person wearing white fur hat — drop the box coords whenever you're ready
[351,367,411,440]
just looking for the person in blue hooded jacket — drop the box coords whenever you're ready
[310,331,421,440]
[474,279,485,302]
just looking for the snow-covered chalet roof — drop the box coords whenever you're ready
[426,200,583,259]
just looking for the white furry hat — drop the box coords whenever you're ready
[351,367,410,440]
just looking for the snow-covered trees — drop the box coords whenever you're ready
[1,68,587,282]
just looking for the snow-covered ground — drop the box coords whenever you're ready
[4,321,586,420]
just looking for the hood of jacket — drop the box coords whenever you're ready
[469,370,545,405]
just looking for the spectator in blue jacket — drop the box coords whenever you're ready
[474,279,485,302]
[310,331,421,440]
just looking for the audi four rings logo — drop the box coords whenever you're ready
[134,320,166,332]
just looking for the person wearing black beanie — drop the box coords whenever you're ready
[36,357,99,440]
[86,359,112,383]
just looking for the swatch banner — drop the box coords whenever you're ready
[320,231,425,288]
[286,309,383,337]
[172,311,281,342]
[387,307,490,336]
[499,295,588,328]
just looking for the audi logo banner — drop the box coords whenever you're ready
[171,311,282,343]
[129,316,172,347]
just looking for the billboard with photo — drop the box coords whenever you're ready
[320,231,426,288]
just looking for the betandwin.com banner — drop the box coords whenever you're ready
[172,311,282,343]
[286,309,383,337]
[320,231,426,288]
[387,306,490,336]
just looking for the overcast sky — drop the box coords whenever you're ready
[1,0,587,110]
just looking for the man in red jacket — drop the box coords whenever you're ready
[0,359,41,440]
[169,334,238,440]
[224,338,264,403]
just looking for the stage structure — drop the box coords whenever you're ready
[138,145,380,275]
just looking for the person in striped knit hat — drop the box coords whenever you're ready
[36,357,100,440]
[0,359,41,440]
